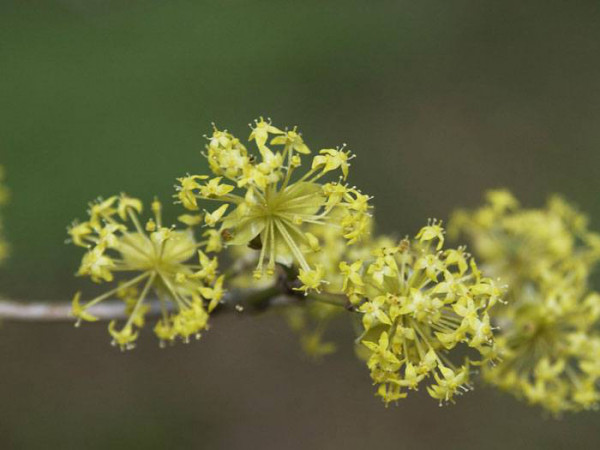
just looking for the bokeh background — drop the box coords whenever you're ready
[1,1,600,448]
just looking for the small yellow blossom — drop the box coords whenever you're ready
[68,194,225,350]
[204,204,229,227]
[415,218,445,250]
[342,222,499,405]
[311,147,353,180]
[175,119,372,293]
[199,274,225,312]
[270,127,311,155]
[108,321,139,349]
[71,292,99,323]
[296,265,326,294]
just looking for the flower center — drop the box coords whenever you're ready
[118,231,197,273]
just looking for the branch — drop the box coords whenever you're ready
[0,289,301,322]
[0,298,138,321]
[0,267,352,323]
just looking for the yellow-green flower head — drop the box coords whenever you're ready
[449,189,600,293]
[67,194,224,350]
[451,190,600,413]
[483,280,600,414]
[289,216,395,359]
[0,165,8,264]
[342,220,501,405]
[175,118,372,292]
[228,215,393,360]
[306,214,395,295]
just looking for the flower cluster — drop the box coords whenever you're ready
[0,166,8,264]
[450,190,600,293]
[342,221,501,405]
[68,195,224,350]
[60,118,600,415]
[284,216,395,359]
[229,214,393,359]
[175,119,372,292]
[487,281,600,414]
[451,190,600,413]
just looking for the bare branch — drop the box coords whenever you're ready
[0,297,161,322]
[0,290,304,323]
[0,265,351,323]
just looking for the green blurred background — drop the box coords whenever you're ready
[1,1,600,448]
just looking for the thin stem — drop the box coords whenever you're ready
[84,272,151,309]
[123,273,156,329]
[306,292,350,309]
[274,219,311,272]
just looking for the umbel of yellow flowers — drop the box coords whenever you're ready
[341,220,502,405]
[0,165,8,264]
[231,214,395,359]
[60,117,600,415]
[175,118,372,292]
[451,190,600,414]
[68,195,224,350]
[287,216,395,358]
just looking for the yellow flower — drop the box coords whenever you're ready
[0,165,9,264]
[311,148,353,180]
[415,219,445,250]
[77,245,116,282]
[452,190,600,414]
[248,117,283,151]
[427,365,470,403]
[296,265,326,294]
[342,222,500,405]
[68,194,224,350]
[199,274,225,312]
[71,292,99,323]
[204,204,229,227]
[270,127,311,155]
[109,321,139,349]
[175,118,372,292]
